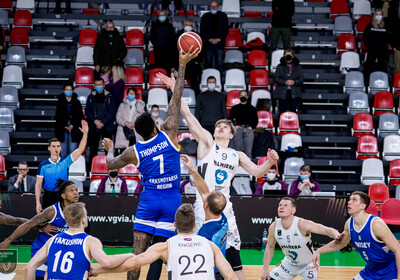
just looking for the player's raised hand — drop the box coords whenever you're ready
[267,149,279,164]
[180,154,196,173]
[179,46,200,66]
[102,138,113,152]
[156,72,176,91]
[312,250,321,271]
[79,120,89,134]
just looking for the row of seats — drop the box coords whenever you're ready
[367,197,400,225]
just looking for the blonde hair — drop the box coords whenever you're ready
[63,202,86,228]
[215,119,236,135]
[101,66,111,74]
[112,65,125,83]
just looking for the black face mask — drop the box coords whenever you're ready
[240,96,247,103]
[109,171,118,178]
[285,55,293,62]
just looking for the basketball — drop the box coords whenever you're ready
[177,32,203,53]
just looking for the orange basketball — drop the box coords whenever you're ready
[177,32,203,53]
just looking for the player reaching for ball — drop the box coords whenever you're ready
[101,47,199,280]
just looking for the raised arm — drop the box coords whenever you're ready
[299,219,340,240]
[88,236,133,268]
[239,149,279,178]
[103,138,137,170]
[25,237,52,280]
[181,154,209,200]
[211,242,238,280]
[261,222,277,280]
[71,120,89,162]
[0,212,28,226]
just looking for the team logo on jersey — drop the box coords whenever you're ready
[287,250,298,261]
[184,238,192,241]
[278,230,282,236]
[359,235,362,240]
[215,169,228,184]
[294,232,298,236]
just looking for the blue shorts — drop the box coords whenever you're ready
[355,262,397,280]
[31,233,51,277]
[134,191,181,238]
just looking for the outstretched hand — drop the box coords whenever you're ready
[179,46,200,66]
[156,72,176,91]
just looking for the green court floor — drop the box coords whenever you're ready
[10,246,366,266]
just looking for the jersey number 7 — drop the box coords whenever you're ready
[153,155,165,174]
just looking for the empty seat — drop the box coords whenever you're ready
[13,10,32,29]
[356,16,372,37]
[0,86,18,109]
[340,51,360,73]
[200,68,222,92]
[381,199,400,225]
[337,33,356,54]
[344,71,364,93]
[278,112,300,136]
[126,29,145,48]
[0,131,10,155]
[226,90,240,112]
[369,71,389,95]
[0,0,12,12]
[353,0,371,19]
[0,107,14,132]
[270,50,284,73]
[183,88,196,108]
[6,46,26,67]
[0,10,8,29]
[280,133,302,151]
[74,67,94,89]
[16,0,34,12]
[147,88,169,111]
[348,91,369,115]
[75,87,91,107]
[225,28,242,49]
[68,156,86,181]
[148,68,168,89]
[75,46,94,68]
[246,31,265,44]
[330,0,349,18]
[10,27,29,49]
[378,113,399,138]
[119,164,140,180]
[366,200,379,216]
[251,89,271,107]
[89,179,101,195]
[124,48,145,68]
[356,135,379,160]
[0,153,5,179]
[393,72,400,95]
[352,113,374,137]
[248,50,267,68]
[181,156,197,176]
[389,159,400,185]
[334,16,353,35]
[284,157,305,186]
[90,155,107,181]
[224,50,243,64]
[177,132,195,142]
[78,29,97,47]
[373,91,394,115]
[2,65,23,89]
[224,69,246,91]
[125,67,144,87]
[361,158,385,185]
[368,183,389,210]
[383,135,400,161]
[257,110,274,132]
[249,69,269,92]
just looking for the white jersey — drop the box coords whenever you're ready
[275,216,314,266]
[167,234,215,280]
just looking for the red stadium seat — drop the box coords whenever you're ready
[225,28,242,49]
[257,110,274,132]
[389,159,400,185]
[125,67,144,87]
[381,199,400,225]
[79,29,97,47]
[123,87,143,100]
[330,0,349,18]
[0,154,6,180]
[360,40,368,56]
[352,113,374,137]
[249,69,270,92]
[393,72,400,95]
[278,111,300,136]
[82,8,100,14]
[148,68,168,89]
[366,200,379,216]
[13,10,32,29]
[0,0,12,12]
[126,29,145,49]
[177,132,195,142]
[119,164,140,180]
[368,183,390,211]
[244,11,262,18]
[177,10,195,16]
[148,50,155,65]
[226,90,240,114]
[373,91,394,115]
[337,33,356,54]
[356,16,372,37]
[10,28,29,49]
[248,50,267,68]
[74,67,94,89]
[256,156,279,183]
[90,155,108,181]
[356,135,379,160]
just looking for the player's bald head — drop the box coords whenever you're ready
[207,190,226,215]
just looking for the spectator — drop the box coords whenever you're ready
[53,0,71,14]
[200,0,229,74]
[389,16,400,73]
[289,165,320,196]
[254,165,287,194]
[97,169,128,195]
[176,18,202,95]
[7,161,36,193]
[104,65,126,108]
[85,78,117,163]
[35,121,88,213]
[228,90,258,158]
[150,104,165,130]
[93,21,127,77]
[363,9,389,82]
[115,88,145,152]
[195,76,228,134]
[270,0,295,56]
[150,10,176,74]
[274,49,304,113]
[161,0,182,10]
[55,84,84,157]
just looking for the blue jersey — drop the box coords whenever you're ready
[37,155,74,191]
[134,131,181,196]
[350,215,397,279]
[198,213,228,256]
[47,232,91,280]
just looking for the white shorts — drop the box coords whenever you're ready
[270,260,318,280]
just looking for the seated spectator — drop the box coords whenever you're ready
[104,65,126,108]
[289,165,320,196]
[273,49,304,114]
[115,88,145,152]
[180,175,197,194]
[55,84,84,157]
[97,169,128,195]
[7,161,36,193]
[254,165,287,194]
[150,105,165,130]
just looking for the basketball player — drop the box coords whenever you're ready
[101,47,199,280]
[261,197,341,280]
[157,73,280,279]
[0,179,79,279]
[26,202,134,280]
[90,203,238,280]
[313,191,400,280]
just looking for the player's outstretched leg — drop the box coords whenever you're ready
[127,231,152,280]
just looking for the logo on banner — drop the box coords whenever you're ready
[215,169,228,184]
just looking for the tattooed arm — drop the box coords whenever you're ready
[103,138,138,170]
[161,48,199,147]
[0,212,28,226]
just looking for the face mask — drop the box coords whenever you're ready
[106,30,114,35]
[151,112,159,118]
[208,83,216,91]
[375,15,383,21]
[65,91,72,97]
[184,26,193,32]
[300,175,309,181]
[266,173,276,181]
[285,55,293,62]
[159,16,166,22]
[95,86,103,92]
[210,9,217,14]
[109,171,118,178]
[240,96,247,103]
[127,95,135,101]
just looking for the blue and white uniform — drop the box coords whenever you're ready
[31,202,69,277]
[37,155,74,192]
[47,232,91,280]
[198,213,228,256]
[350,215,397,280]
[133,131,181,238]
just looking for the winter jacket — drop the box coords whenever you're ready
[200,11,229,50]
[85,89,117,133]
[55,92,84,142]
[93,28,127,68]
[150,19,176,49]
[272,0,295,28]
[363,22,389,51]
[273,56,304,99]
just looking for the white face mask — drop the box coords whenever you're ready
[207,83,216,91]
[184,26,193,32]
[151,112,159,118]
[375,15,383,21]
[266,173,276,181]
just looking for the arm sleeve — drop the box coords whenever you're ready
[195,96,202,120]
[228,106,236,122]
[363,25,371,48]
[293,65,304,86]
[312,181,321,192]
[280,181,288,191]
[250,107,259,129]
[274,65,288,85]
[120,177,128,194]
[221,13,230,40]
[254,183,264,195]
[85,97,96,122]
[93,37,101,66]
[200,16,209,42]
[118,37,127,60]
[101,96,116,125]
[116,104,126,127]
[37,162,45,176]
[288,180,300,196]
[97,177,107,193]
[221,95,228,119]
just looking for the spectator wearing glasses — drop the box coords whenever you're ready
[8,161,36,194]
[97,169,128,195]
